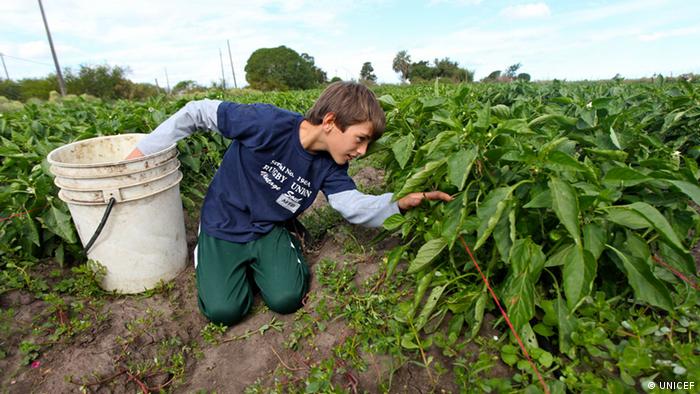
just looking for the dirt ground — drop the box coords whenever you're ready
[1,167,502,393]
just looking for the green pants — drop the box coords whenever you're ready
[195,226,310,325]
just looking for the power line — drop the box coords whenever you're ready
[0,53,53,67]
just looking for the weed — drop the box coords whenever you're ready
[200,322,228,345]
[18,340,40,365]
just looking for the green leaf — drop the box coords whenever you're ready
[545,243,575,267]
[410,271,435,319]
[41,203,77,244]
[378,95,397,108]
[415,285,447,331]
[556,296,575,357]
[400,333,419,349]
[470,291,487,339]
[503,240,545,331]
[21,217,41,247]
[523,190,551,209]
[579,108,597,128]
[392,134,415,169]
[491,104,510,118]
[658,241,695,277]
[419,97,446,110]
[545,151,589,173]
[528,114,577,129]
[408,238,447,274]
[447,147,478,191]
[605,207,650,229]
[510,238,545,278]
[549,177,581,244]
[396,159,447,199]
[603,167,651,186]
[500,344,518,366]
[385,245,405,279]
[663,180,700,205]
[426,130,457,157]
[504,273,536,331]
[492,202,515,261]
[441,195,466,248]
[474,187,511,251]
[628,202,686,252]
[563,246,596,310]
[584,148,628,161]
[583,223,607,260]
[609,127,622,149]
[432,109,459,129]
[447,314,465,345]
[383,214,405,231]
[606,244,673,311]
[533,323,554,337]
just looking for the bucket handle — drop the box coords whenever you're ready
[84,197,116,253]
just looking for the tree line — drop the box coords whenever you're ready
[0,46,524,101]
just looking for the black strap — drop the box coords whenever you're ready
[84,197,116,253]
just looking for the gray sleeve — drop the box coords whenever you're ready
[327,189,401,228]
[135,99,222,155]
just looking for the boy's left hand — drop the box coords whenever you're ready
[398,191,453,212]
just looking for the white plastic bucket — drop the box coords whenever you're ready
[47,133,187,293]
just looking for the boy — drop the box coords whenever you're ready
[126,82,452,325]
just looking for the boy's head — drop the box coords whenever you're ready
[306,81,386,140]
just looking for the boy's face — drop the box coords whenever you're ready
[326,120,373,165]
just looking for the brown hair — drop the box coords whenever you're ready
[305,81,386,139]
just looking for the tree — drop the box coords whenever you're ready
[245,46,326,91]
[392,50,411,83]
[407,57,473,83]
[172,80,205,95]
[0,79,26,100]
[301,53,327,84]
[433,57,473,82]
[516,73,531,82]
[504,63,522,78]
[483,70,502,82]
[359,62,377,83]
[408,60,437,81]
[15,76,59,100]
[64,64,132,99]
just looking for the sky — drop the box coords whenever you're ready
[1,0,699,88]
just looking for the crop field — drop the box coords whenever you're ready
[0,79,699,392]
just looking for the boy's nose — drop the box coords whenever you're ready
[357,142,368,156]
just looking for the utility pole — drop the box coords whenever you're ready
[164,67,171,94]
[0,53,9,80]
[38,0,66,96]
[219,49,226,90]
[226,40,238,89]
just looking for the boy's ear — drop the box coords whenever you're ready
[322,113,336,131]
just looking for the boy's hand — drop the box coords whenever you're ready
[125,148,145,160]
[398,191,453,212]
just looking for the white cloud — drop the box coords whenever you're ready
[568,0,666,22]
[429,0,483,6]
[500,3,551,19]
[639,26,700,41]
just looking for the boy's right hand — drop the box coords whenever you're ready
[125,148,145,160]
